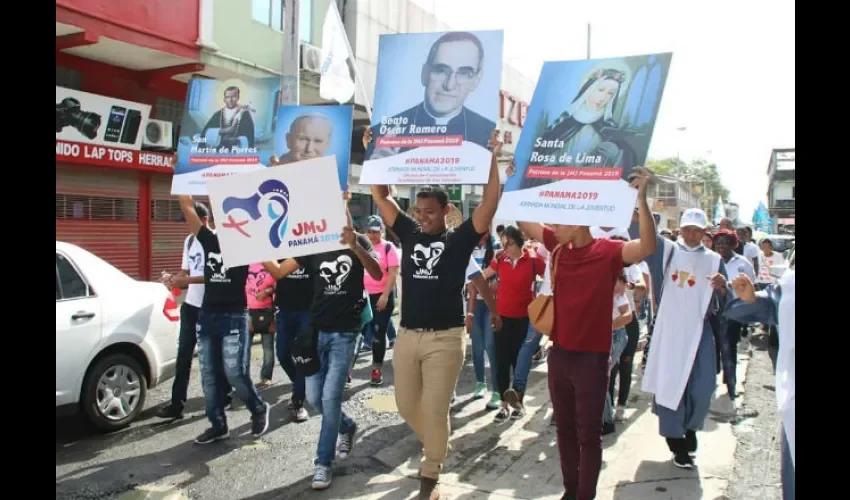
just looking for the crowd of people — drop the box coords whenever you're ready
[156,128,794,500]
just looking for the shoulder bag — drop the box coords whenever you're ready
[527,245,563,336]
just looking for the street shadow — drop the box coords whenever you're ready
[56,435,238,496]
[612,459,703,500]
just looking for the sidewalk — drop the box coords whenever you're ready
[319,347,749,500]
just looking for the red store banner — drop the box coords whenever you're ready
[56,140,174,172]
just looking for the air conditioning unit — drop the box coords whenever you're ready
[142,119,173,149]
[301,43,322,73]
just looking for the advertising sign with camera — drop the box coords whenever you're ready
[56,86,151,150]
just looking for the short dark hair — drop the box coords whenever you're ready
[415,185,449,208]
[496,224,505,234]
[223,86,240,97]
[194,201,209,219]
[502,225,525,249]
[425,32,484,70]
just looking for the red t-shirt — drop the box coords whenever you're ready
[489,252,545,318]
[543,227,625,353]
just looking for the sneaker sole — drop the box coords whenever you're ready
[370,380,383,386]
[194,433,228,444]
[252,403,271,437]
[312,482,331,490]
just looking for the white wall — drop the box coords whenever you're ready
[773,181,795,200]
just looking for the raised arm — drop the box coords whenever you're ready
[344,230,382,281]
[263,259,301,281]
[363,128,401,227]
[471,130,503,234]
[622,167,658,264]
[178,195,203,236]
[517,222,546,244]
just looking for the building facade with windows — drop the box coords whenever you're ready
[767,148,795,233]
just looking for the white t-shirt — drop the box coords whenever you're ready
[591,227,631,240]
[726,253,755,282]
[743,241,760,263]
[612,292,629,320]
[757,251,787,282]
[181,234,206,308]
[623,264,643,313]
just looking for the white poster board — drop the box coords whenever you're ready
[206,156,347,267]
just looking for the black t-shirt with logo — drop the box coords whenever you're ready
[195,226,249,313]
[275,260,314,311]
[392,212,483,330]
[295,234,376,333]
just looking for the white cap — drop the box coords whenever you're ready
[680,208,708,229]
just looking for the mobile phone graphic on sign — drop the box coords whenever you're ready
[120,109,142,145]
[104,105,127,143]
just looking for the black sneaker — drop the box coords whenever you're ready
[155,404,184,420]
[602,422,616,436]
[494,407,510,423]
[510,407,524,420]
[194,426,228,444]
[685,430,698,457]
[252,402,271,437]
[673,452,695,469]
[337,422,358,459]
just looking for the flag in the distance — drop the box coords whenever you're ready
[713,196,726,225]
[320,1,355,103]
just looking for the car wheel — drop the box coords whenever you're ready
[81,353,147,431]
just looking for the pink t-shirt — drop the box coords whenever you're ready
[246,263,275,309]
[364,239,400,295]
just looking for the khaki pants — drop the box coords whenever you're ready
[393,326,466,479]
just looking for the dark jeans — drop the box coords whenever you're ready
[369,291,395,366]
[170,303,198,409]
[495,316,529,395]
[727,319,744,364]
[275,308,309,402]
[548,346,609,500]
[258,333,275,381]
[610,313,640,407]
[197,310,265,429]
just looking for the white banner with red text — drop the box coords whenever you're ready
[56,139,174,171]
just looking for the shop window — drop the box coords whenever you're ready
[55,194,138,221]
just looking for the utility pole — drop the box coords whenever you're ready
[586,23,591,59]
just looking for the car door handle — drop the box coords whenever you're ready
[71,311,95,320]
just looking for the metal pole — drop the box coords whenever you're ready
[586,23,591,59]
[281,0,301,106]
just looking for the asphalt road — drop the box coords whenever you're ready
[726,330,785,499]
[56,320,430,500]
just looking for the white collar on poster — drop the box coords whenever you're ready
[423,102,462,125]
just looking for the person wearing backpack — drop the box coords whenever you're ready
[362,215,400,386]
[157,201,232,419]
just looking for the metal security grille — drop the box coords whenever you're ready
[56,165,141,278]
[150,174,212,276]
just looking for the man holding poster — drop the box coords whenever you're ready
[497,53,672,229]
[364,127,503,499]
[515,167,657,500]
[263,222,382,491]
[360,30,503,186]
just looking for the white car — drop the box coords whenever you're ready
[56,241,179,431]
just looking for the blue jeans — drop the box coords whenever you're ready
[197,310,265,429]
[603,328,628,424]
[469,299,496,388]
[306,330,358,466]
[513,322,543,394]
[781,426,794,500]
[275,309,309,402]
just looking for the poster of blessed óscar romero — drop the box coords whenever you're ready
[496,53,673,228]
[360,30,504,186]
[205,156,347,267]
[171,75,280,195]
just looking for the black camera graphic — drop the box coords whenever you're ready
[56,97,101,140]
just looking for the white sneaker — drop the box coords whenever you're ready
[614,405,626,422]
[312,464,332,490]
